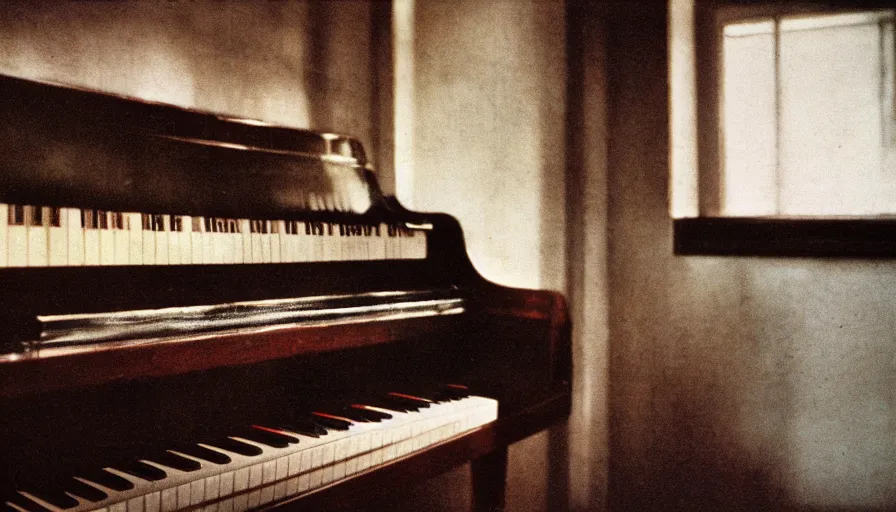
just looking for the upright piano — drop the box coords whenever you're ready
[0,73,571,512]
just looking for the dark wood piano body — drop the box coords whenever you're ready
[0,74,571,511]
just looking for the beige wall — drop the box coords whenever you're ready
[395,2,577,511]
[0,1,378,159]
[606,4,896,510]
[398,0,568,292]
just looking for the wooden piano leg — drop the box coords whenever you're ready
[471,446,508,511]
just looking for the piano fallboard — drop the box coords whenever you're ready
[0,72,571,512]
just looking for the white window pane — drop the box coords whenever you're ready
[779,22,883,215]
[722,27,778,215]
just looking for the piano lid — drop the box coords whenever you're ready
[0,73,380,217]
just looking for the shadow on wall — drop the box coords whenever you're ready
[606,3,896,511]
[0,2,377,151]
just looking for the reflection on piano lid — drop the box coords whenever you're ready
[0,73,377,217]
[34,289,464,351]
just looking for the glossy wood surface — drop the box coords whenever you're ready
[0,72,572,512]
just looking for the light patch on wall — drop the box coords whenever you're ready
[393,0,416,209]
[668,0,699,218]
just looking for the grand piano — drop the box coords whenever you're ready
[0,73,571,512]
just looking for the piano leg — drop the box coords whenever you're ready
[471,445,508,511]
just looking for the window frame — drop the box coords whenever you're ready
[675,0,896,258]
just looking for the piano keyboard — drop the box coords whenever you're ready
[0,205,427,268]
[4,387,497,512]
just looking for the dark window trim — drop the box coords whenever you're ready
[682,1,896,257]
[674,217,896,257]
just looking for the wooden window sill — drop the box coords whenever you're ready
[674,217,896,257]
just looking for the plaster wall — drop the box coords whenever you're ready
[394,2,603,511]
[0,1,377,157]
[606,5,896,510]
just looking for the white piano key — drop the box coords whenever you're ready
[283,221,296,262]
[273,481,286,501]
[230,220,243,264]
[98,211,116,266]
[371,223,386,260]
[289,222,301,262]
[208,219,222,264]
[261,459,276,487]
[297,470,310,493]
[239,219,251,264]
[112,213,129,266]
[159,488,177,512]
[26,206,48,267]
[189,478,205,506]
[275,456,289,482]
[308,468,323,488]
[127,214,144,265]
[270,221,282,263]
[250,221,262,263]
[144,492,160,512]
[109,502,126,512]
[245,490,260,510]
[200,218,213,264]
[217,498,233,512]
[355,225,366,261]
[126,497,143,512]
[82,210,100,266]
[191,217,205,265]
[232,493,248,512]
[141,215,156,266]
[168,216,182,265]
[260,221,272,263]
[285,476,299,497]
[204,474,220,502]
[221,220,235,264]
[180,216,192,265]
[48,207,67,266]
[248,463,263,489]
[258,485,274,506]
[232,467,249,494]
[155,215,169,265]
[218,470,234,497]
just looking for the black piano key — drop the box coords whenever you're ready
[442,384,471,399]
[310,413,353,431]
[230,427,294,449]
[361,398,414,413]
[63,479,107,502]
[114,460,167,482]
[387,392,432,408]
[350,405,392,421]
[277,416,327,437]
[174,445,231,465]
[79,468,135,491]
[205,437,264,457]
[144,451,201,472]
[6,493,52,512]
[324,408,372,423]
[251,425,302,443]
[377,396,421,412]
[344,406,381,422]
[16,489,78,510]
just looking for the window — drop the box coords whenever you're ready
[671,1,896,256]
